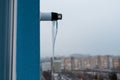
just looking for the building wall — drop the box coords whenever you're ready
[41,62,51,71]
[64,57,72,71]
[53,60,62,73]
[71,57,83,70]
[84,57,91,69]
[113,57,120,70]
[93,56,101,69]
[100,55,112,69]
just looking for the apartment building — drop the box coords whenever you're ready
[64,57,72,71]
[100,55,113,69]
[113,56,120,70]
[41,61,51,71]
[93,55,101,69]
[84,56,92,69]
[71,57,84,70]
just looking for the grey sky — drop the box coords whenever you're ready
[40,0,120,57]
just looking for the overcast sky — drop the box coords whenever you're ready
[40,0,120,57]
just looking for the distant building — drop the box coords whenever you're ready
[41,61,51,71]
[113,56,120,70]
[109,56,113,69]
[93,55,101,69]
[54,57,65,70]
[71,57,83,70]
[60,57,65,70]
[100,55,113,69]
[53,60,62,73]
[90,56,96,69]
[84,56,92,69]
[64,57,72,71]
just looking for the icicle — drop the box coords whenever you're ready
[51,21,58,80]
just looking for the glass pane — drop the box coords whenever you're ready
[41,0,120,80]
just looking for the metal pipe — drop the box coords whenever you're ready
[40,12,62,21]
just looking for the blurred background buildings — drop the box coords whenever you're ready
[41,54,120,71]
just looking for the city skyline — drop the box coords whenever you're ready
[41,54,120,70]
